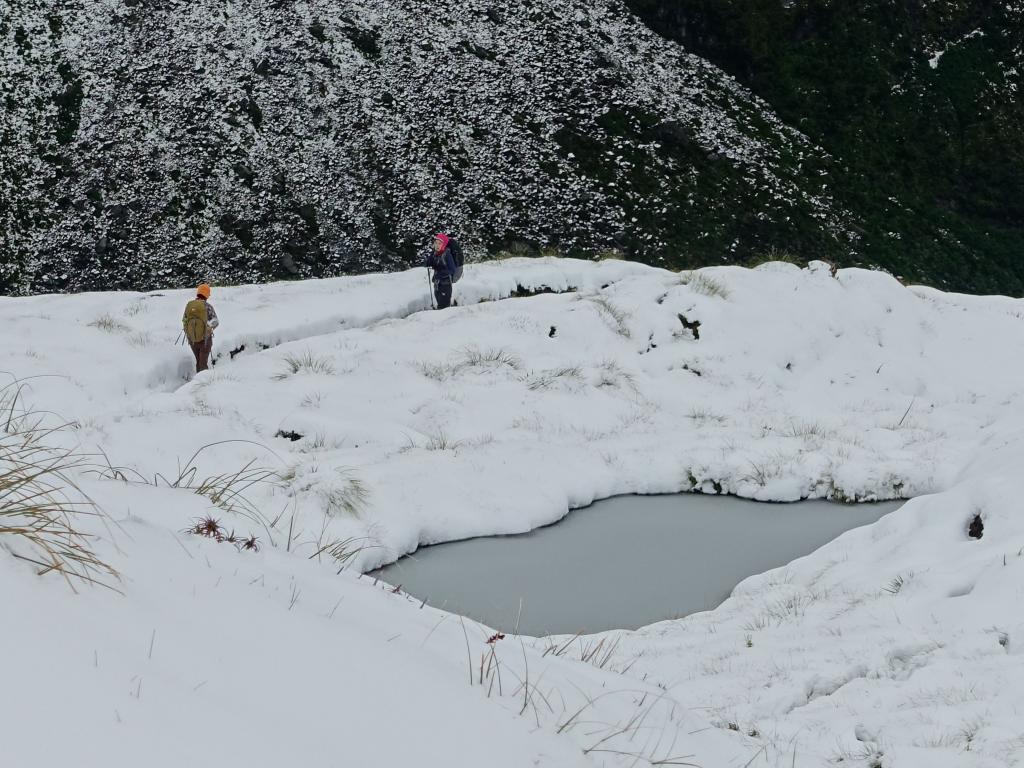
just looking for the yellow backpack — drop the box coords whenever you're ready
[183,299,208,343]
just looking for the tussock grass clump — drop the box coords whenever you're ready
[505,313,542,334]
[274,350,336,380]
[779,419,862,448]
[523,366,584,391]
[883,571,914,595]
[164,459,274,523]
[466,433,495,448]
[831,742,885,767]
[747,247,805,268]
[190,371,239,391]
[423,429,463,452]
[594,360,638,391]
[96,440,278,529]
[300,432,343,454]
[126,331,154,348]
[187,397,223,418]
[687,407,727,425]
[400,427,466,453]
[300,391,323,409]
[319,470,370,516]
[458,346,522,370]
[680,271,730,299]
[123,300,148,317]
[416,346,522,382]
[587,295,631,338]
[741,459,784,488]
[416,361,457,382]
[1,383,117,589]
[88,313,131,333]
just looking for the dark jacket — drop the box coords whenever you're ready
[426,248,456,282]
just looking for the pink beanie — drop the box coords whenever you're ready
[434,233,450,250]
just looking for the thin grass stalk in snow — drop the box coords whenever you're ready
[0,385,117,589]
[93,440,280,535]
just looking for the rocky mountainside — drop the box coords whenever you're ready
[2,0,854,293]
[626,0,1024,294]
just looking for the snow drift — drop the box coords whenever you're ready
[2,257,1022,767]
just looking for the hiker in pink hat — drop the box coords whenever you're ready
[424,232,464,309]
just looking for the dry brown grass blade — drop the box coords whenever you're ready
[1,384,119,591]
[91,439,282,537]
[308,535,380,572]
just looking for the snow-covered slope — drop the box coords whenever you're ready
[3,258,1023,766]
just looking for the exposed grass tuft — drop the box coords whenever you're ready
[126,331,154,348]
[1,382,118,589]
[300,391,324,409]
[187,397,223,418]
[458,346,522,370]
[190,371,239,391]
[742,614,771,632]
[587,295,632,338]
[300,433,343,454]
[274,350,336,380]
[415,361,456,382]
[464,433,495,449]
[123,300,149,317]
[417,347,522,382]
[831,742,885,768]
[88,313,131,333]
[740,453,793,487]
[780,419,837,440]
[319,470,370,517]
[95,441,278,530]
[680,271,730,299]
[686,407,727,425]
[747,247,805,268]
[423,429,463,452]
[883,571,914,595]
[595,360,638,391]
[523,366,584,391]
[309,535,374,572]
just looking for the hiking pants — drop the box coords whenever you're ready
[434,278,452,310]
[189,337,213,372]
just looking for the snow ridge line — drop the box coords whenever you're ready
[198,275,583,378]
[205,287,579,370]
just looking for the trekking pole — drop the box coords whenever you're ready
[426,266,436,310]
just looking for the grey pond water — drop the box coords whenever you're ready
[372,494,902,637]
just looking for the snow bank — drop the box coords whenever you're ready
[2,257,1023,766]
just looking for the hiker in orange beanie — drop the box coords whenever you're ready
[182,284,219,373]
